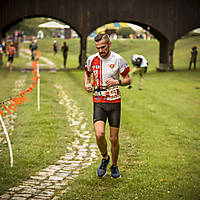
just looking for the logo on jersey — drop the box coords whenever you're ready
[108,64,116,69]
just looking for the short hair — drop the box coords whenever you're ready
[192,46,197,50]
[94,34,110,43]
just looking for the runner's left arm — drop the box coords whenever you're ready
[106,74,130,87]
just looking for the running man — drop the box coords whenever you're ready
[84,34,130,178]
[7,42,16,71]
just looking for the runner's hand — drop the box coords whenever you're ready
[106,78,118,87]
[85,83,93,93]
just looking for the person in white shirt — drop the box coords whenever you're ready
[84,34,130,178]
[128,54,148,90]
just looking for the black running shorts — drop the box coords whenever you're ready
[8,55,14,62]
[93,102,121,128]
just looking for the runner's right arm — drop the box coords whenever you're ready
[84,72,93,93]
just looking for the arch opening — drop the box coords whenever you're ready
[86,21,169,71]
[173,28,200,70]
[0,16,81,70]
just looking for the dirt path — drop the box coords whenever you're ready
[19,49,56,70]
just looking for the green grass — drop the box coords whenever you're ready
[59,70,200,200]
[0,35,200,199]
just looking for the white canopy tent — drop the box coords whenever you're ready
[38,21,70,29]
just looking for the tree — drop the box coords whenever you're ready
[117,27,135,38]
[7,18,60,37]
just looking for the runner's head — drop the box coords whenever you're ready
[94,34,111,59]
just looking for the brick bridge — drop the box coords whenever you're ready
[0,0,200,70]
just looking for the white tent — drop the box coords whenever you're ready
[193,28,200,34]
[38,21,70,29]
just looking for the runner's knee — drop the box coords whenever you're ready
[109,135,119,145]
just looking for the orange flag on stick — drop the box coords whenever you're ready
[6,103,17,111]
[0,51,42,117]
[2,104,13,114]
[0,109,5,117]
[20,93,29,102]
[12,97,22,105]
[9,100,17,110]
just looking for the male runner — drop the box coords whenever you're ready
[7,42,16,71]
[84,34,130,178]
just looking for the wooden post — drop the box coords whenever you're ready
[0,31,3,66]
[80,35,87,70]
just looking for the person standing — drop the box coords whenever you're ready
[128,54,148,90]
[61,42,69,70]
[0,44,3,65]
[84,34,130,178]
[29,40,38,61]
[2,40,7,56]
[189,46,198,70]
[7,42,16,71]
[53,40,58,57]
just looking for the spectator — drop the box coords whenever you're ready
[29,40,38,61]
[61,42,69,70]
[2,40,7,56]
[53,40,58,57]
[189,46,198,70]
[128,54,148,90]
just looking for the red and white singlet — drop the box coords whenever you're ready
[85,51,130,103]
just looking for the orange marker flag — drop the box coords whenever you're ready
[2,104,13,114]
[9,100,17,110]
[0,108,5,117]
[20,93,29,102]
[6,103,17,111]
[13,97,22,105]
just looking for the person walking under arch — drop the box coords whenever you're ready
[61,42,69,70]
[53,40,58,57]
[29,40,38,61]
[189,46,198,70]
[84,34,130,178]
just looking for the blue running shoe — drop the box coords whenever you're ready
[97,155,110,177]
[110,165,121,179]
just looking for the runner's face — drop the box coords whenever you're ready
[95,39,111,59]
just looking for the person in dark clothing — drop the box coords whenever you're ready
[53,40,58,57]
[2,40,7,56]
[61,42,69,70]
[189,46,198,70]
[29,40,38,61]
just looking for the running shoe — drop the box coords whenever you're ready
[110,165,121,179]
[97,155,110,177]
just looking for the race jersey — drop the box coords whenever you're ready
[85,51,130,103]
[7,46,15,55]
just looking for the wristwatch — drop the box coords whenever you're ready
[118,80,122,85]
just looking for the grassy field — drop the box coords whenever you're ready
[0,36,200,199]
